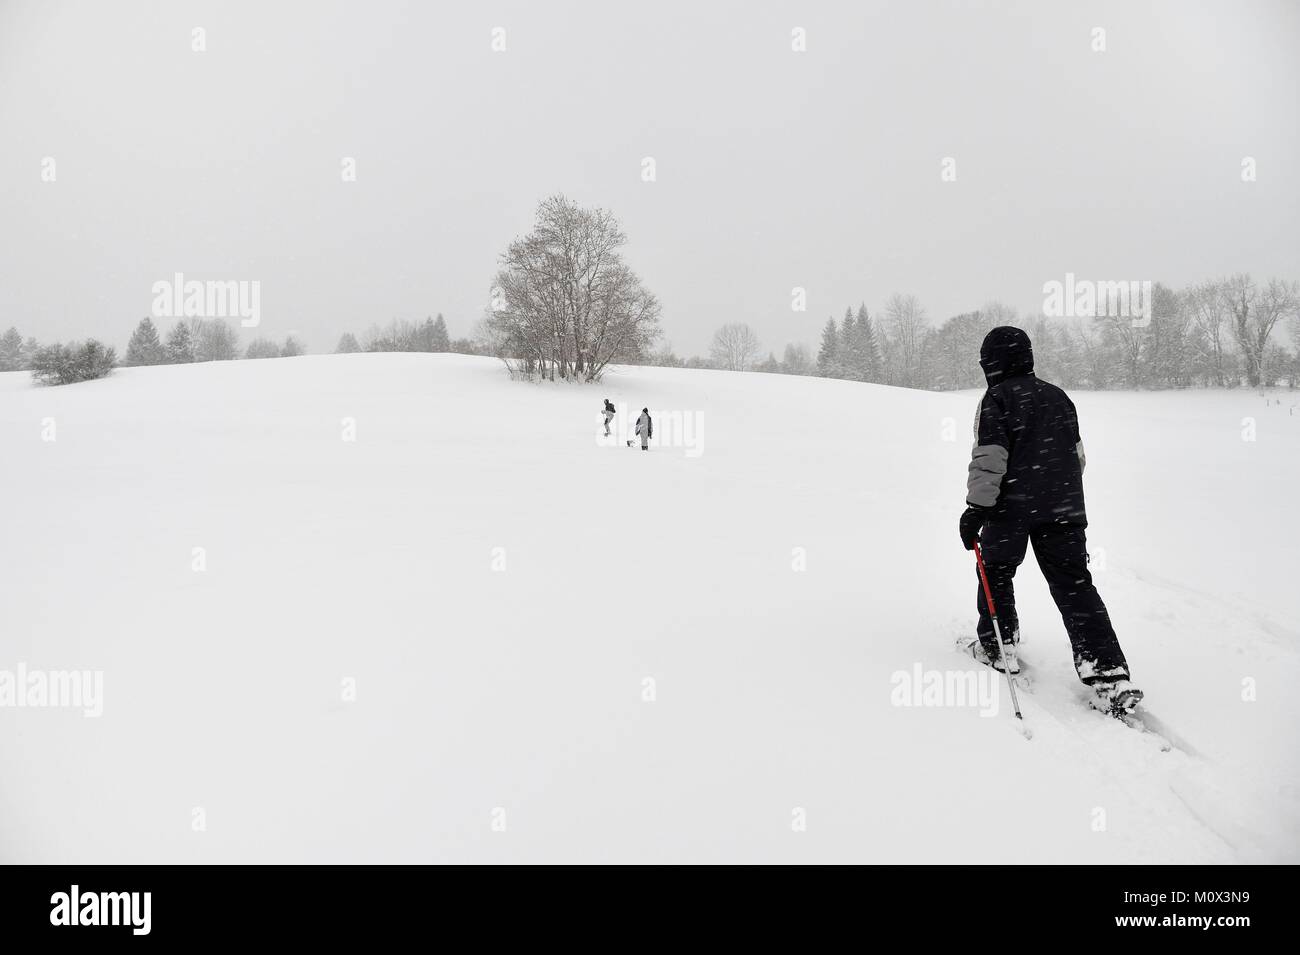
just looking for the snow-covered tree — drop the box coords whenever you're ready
[852,304,882,382]
[245,338,281,359]
[124,317,167,366]
[0,327,24,371]
[815,318,839,377]
[413,317,436,351]
[165,321,196,363]
[31,340,116,385]
[837,304,883,382]
[836,308,855,379]
[431,314,451,351]
[193,319,240,362]
[281,335,306,357]
[336,332,361,354]
[413,314,452,352]
[781,342,812,376]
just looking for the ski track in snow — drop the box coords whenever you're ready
[1,356,1296,863]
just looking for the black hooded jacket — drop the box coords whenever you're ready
[966,327,1087,522]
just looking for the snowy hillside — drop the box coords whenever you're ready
[1,354,1297,863]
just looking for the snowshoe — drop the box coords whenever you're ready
[966,638,1021,675]
[1088,679,1144,717]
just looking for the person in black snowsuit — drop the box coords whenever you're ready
[960,326,1141,712]
[602,399,616,436]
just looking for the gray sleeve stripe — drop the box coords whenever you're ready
[967,443,1009,507]
[1076,440,1086,473]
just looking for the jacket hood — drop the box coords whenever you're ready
[979,326,1034,385]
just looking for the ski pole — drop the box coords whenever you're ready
[973,541,1023,720]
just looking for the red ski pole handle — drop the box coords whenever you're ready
[973,541,998,618]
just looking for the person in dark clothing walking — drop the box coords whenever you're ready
[959,326,1142,714]
[602,398,616,436]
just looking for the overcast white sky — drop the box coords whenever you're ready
[2,0,1298,356]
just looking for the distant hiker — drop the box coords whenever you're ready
[631,407,652,451]
[960,326,1142,715]
[602,398,616,436]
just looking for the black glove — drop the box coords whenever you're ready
[959,505,987,551]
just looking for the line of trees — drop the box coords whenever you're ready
[333,314,483,356]
[117,316,250,365]
[1,314,301,385]
[5,316,263,385]
[246,335,306,359]
[4,310,479,386]
[643,274,1300,390]
[7,268,1295,391]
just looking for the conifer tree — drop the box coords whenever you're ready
[166,321,196,363]
[125,317,166,366]
[816,318,839,377]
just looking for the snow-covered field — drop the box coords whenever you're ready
[1,354,1297,863]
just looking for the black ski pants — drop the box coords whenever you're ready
[976,515,1129,684]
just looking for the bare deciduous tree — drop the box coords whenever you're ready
[1072,318,1112,388]
[882,293,929,388]
[1096,312,1146,389]
[781,342,812,376]
[1186,280,1231,387]
[193,318,240,362]
[709,322,762,372]
[488,194,661,382]
[1223,274,1300,387]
